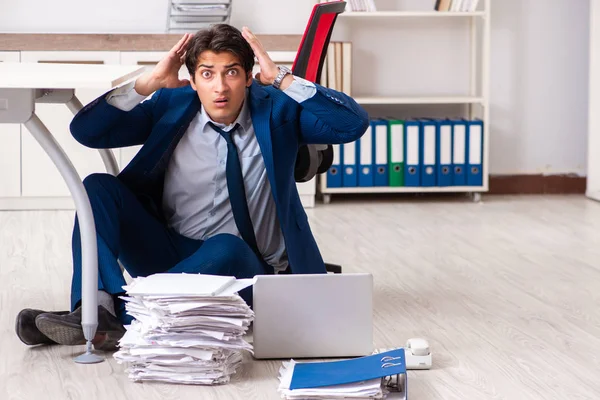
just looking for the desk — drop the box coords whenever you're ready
[0,62,145,363]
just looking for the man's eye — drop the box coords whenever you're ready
[201,71,211,78]
[228,69,238,76]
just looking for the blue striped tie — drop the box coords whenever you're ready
[208,121,260,255]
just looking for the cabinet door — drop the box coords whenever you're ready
[0,51,22,198]
[120,51,191,169]
[20,51,121,197]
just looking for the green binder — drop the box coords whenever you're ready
[388,119,405,186]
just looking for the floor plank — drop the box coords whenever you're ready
[1,195,600,399]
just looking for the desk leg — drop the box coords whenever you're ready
[66,96,120,176]
[24,113,103,364]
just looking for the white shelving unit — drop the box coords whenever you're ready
[338,11,485,18]
[353,96,484,105]
[318,0,491,203]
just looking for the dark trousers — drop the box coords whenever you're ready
[70,173,269,325]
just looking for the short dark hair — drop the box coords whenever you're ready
[184,24,255,80]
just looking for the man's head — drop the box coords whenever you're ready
[185,24,255,125]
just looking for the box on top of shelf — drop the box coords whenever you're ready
[167,0,232,33]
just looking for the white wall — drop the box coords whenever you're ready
[0,0,591,176]
[0,0,169,33]
[0,0,316,34]
[489,0,590,175]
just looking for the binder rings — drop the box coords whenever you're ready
[404,120,420,186]
[388,119,404,187]
[466,118,484,186]
[289,348,407,391]
[372,119,389,186]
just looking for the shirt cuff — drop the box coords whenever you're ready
[282,76,317,103]
[105,80,148,111]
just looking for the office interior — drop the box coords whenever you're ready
[1,0,599,399]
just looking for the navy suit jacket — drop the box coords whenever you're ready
[70,80,369,274]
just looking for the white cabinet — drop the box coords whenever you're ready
[0,49,316,209]
[20,51,121,197]
[0,52,21,198]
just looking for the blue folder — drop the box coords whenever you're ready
[436,119,453,186]
[289,348,407,390]
[371,119,389,186]
[358,123,374,187]
[404,119,421,187]
[449,118,467,186]
[419,119,437,187]
[466,119,484,186]
[326,144,342,187]
[342,141,357,187]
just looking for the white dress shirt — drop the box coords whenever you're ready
[106,76,316,272]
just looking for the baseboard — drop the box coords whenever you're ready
[489,174,586,194]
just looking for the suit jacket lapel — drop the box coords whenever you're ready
[150,88,200,176]
[248,82,279,204]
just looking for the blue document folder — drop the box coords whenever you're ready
[289,348,406,390]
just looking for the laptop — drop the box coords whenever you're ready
[252,273,373,359]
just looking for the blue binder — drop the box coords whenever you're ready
[449,119,467,186]
[436,119,453,186]
[419,119,436,187]
[466,119,484,186]
[358,123,374,187]
[404,119,421,186]
[342,141,357,187]
[326,144,342,187]
[372,119,389,186]
[289,348,407,390]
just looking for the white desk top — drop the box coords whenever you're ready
[0,62,146,90]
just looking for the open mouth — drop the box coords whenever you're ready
[214,98,228,106]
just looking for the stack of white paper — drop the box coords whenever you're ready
[277,360,388,399]
[113,273,255,385]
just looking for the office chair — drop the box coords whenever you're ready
[291,1,347,275]
[292,1,346,184]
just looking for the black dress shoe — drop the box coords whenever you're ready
[15,309,70,346]
[35,305,126,351]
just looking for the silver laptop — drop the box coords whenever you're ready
[252,272,373,359]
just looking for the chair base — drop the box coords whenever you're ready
[325,262,342,274]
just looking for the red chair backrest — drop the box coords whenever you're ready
[292,1,347,83]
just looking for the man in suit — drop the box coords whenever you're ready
[15,24,369,350]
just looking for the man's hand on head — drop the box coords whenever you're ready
[134,33,193,97]
[241,26,294,90]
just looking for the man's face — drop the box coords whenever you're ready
[190,50,252,125]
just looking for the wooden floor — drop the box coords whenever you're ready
[1,194,600,399]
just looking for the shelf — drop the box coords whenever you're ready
[339,11,485,18]
[353,96,484,105]
[320,185,486,194]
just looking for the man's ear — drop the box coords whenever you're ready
[246,71,253,87]
[190,76,197,91]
